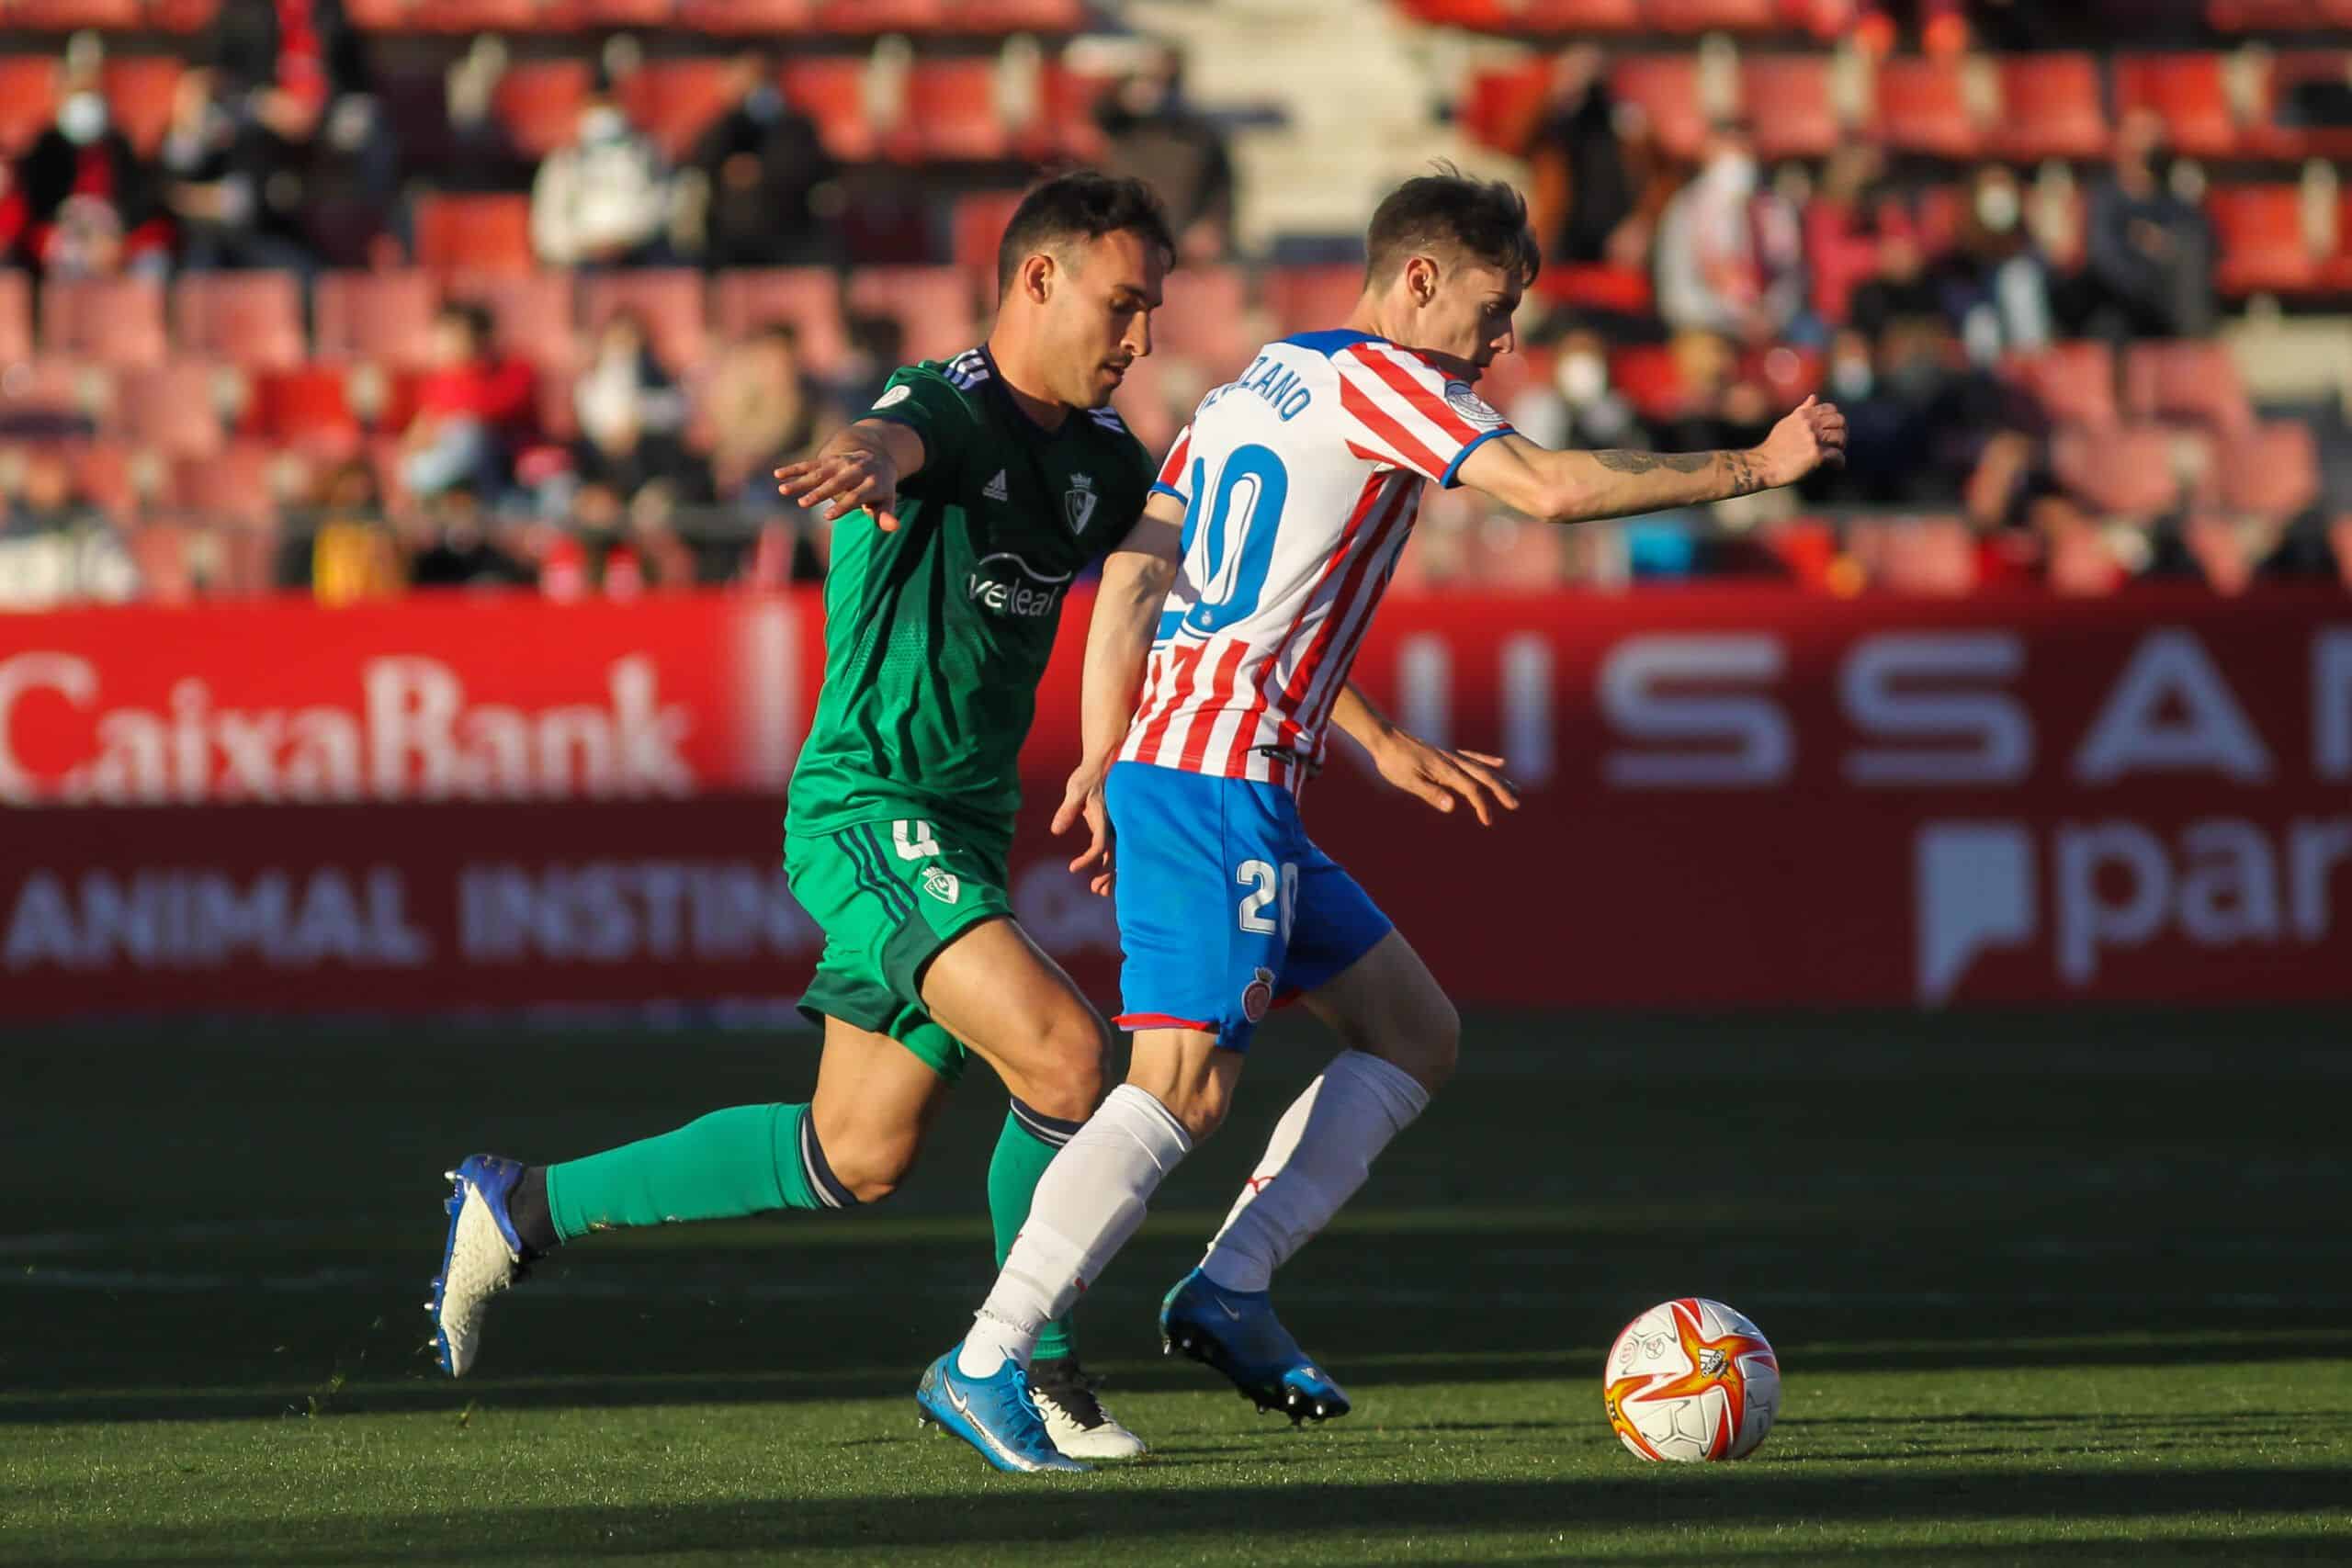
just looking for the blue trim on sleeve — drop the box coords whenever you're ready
[1439,424,1512,489]
[1282,329,1379,357]
[1150,480,1190,504]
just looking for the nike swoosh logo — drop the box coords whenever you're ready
[1217,1300,1244,1320]
[947,1385,973,1416]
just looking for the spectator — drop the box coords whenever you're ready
[531,94,673,270]
[11,64,172,278]
[2081,107,2215,341]
[575,309,687,455]
[1521,47,1655,273]
[1654,122,1804,344]
[685,53,839,269]
[1503,327,1640,453]
[401,302,537,500]
[1938,164,2052,356]
[1804,142,1915,327]
[160,68,300,273]
[407,481,533,589]
[207,0,393,267]
[0,450,140,608]
[277,457,401,604]
[1096,44,1235,265]
[706,322,840,510]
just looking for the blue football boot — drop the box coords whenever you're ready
[428,1154,531,1378]
[916,1346,1091,1473]
[1160,1268,1351,1425]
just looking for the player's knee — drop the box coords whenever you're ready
[1017,1008,1108,1123]
[1150,1069,1234,1144]
[823,1125,922,1205]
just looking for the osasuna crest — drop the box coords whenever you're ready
[922,866,961,905]
[1065,471,1100,534]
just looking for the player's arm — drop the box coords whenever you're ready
[1052,492,1185,895]
[1454,396,1847,525]
[1329,683,1520,827]
[774,418,927,531]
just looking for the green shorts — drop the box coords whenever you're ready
[783,815,1015,1084]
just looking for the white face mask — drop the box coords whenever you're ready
[1830,357,1874,401]
[580,107,626,145]
[1556,352,1607,407]
[1976,183,2020,233]
[59,93,108,146]
[1707,151,1757,198]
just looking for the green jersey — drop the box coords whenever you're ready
[786,347,1154,842]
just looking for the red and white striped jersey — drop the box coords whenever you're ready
[1118,330,1513,786]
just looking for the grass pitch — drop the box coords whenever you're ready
[5,1009,2348,1565]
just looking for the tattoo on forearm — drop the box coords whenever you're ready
[1591,447,1767,497]
[1721,450,1764,497]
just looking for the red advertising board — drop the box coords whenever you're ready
[3,585,2347,1017]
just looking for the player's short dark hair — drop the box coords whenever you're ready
[995,170,1176,299]
[1364,164,1541,291]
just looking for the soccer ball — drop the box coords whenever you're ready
[1603,1297,1780,1462]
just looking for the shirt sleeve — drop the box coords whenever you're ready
[1331,341,1514,488]
[1152,423,1193,506]
[860,366,974,485]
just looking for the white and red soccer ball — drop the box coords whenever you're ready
[1604,1297,1781,1462]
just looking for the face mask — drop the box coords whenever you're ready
[744,85,781,124]
[1708,152,1757,198]
[580,107,626,145]
[1976,183,2020,233]
[58,93,108,146]
[1556,352,1607,406]
[1830,358,1873,401]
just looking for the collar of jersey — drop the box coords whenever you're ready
[1283,329,1381,356]
[974,344,1075,442]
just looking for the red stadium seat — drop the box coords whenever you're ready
[899,60,1008,163]
[1521,0,1644,27]
[0,271,30,368]
[845,266,976,367]
[1742,54,1841,160]
[1461,62,1547,155]
[1029,63,1111,161]
[2328,189,2352,291]
[99,58,183,156]
[1871,55,1982,158]
[709,268,850,375]
[952,0,1087,29]
[1263,265,1363,336]
[1,358,108,429]
[579,270,708,374]
[780,58,877,163]
[813,0,943,28]
[576,0,674,22]
[114,362,229,459]
[171,442,278,528]
[12,0,142,27]
[447,271,575,368]
[952,189,1026,295]
[2006,342,2117,431]
[1852,517,1981,595]
[1994,53,2108,161]
[1607,344,1686,422]
[341,0,410,23]
[146,0,225,30]
[1151,267,1252,377]
[40,276,167,367]
[74,441,153,520]
[677,0,813,29]
[616,58,737,163]
[1611,55,1710,161]
[2115,54,2239,159]
[1646,0,1783,30]
[405,0,550,31]
[174,272,306,370]
[314,270,443,368]
[2124,341,2254,434]
[0,58,60,156]
[252,367,364,456]
[2052,424,2179,520]
[415,193,536,275]
[2217,420,2321,520]
[492,59,593,161]
[2208,184,2318,296]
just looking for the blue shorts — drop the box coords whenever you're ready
[1106,761,1394,1052]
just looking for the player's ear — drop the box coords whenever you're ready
[1405,254,1440,310]
[1022,252,1056,304]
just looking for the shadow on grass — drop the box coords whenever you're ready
[26,1469,2352,1566]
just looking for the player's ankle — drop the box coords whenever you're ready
[508,1165,560,1259]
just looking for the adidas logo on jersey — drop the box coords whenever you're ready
[984,470,1010,502]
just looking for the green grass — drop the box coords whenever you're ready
[5,1010,2349,1565]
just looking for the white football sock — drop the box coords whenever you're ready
[958,1084,1192,1377]
[1199,1049,1430,1294]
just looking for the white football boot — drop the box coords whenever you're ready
[1029,1356,1149,1459]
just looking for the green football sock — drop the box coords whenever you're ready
[989,1103,1081,1363]
[545,1103,845,1241]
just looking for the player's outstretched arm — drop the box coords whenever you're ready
[775,419,927,531]
[1052,492,1184,896]
[1329,684,1520,827]
[1455,396,1847,526]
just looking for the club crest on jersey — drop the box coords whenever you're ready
[1442,380,1506,428]
[967,551,1072,618]
[1063,472,1100,534]
[1241,965,1276,1023]
[921,866,961,904]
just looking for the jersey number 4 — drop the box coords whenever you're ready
[1176,444,1290,637]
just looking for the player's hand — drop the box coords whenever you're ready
[1370,731,1520,827]
[1052,761,1115,897]
[775,446,903,530]
[1754,394,1848,487]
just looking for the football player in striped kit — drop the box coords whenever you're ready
[920,166,1845,1472]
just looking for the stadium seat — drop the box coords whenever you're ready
[171,442,278,528]
[1993,53,2109,161]
[251,367,364,455]
[1851,517,1981,595]
[73,441,153,520]
[1611,55,1710,161]
[405,0,549,30]
[492,59,594,161]
[813,0,944,30]
[99,58,183,155]
[677,0,813,30]
[576,0,675,22]
[11,0,142,28]
[845,267,976,366]
[2006,341,2118,431]
[953,0,1088,29]
[780,58,877,163]
[2052,423,2179,519]
[146,0,224,30]
[616,58,738,163]
[2124,341,2254,434]
[173,272,307,371]
[1152,267,1253,375]
[1030,63,1112,162]
[415,193,536,275]
[1460,62,1546,156]
[898,60,1009,163]
[1742,54,1842,160]
[952,189,1027,295]
[2217,420,2322,520]
[447,271,575,368]
[40,277,168,367]
[1871,55,1983,158]
[0,58,60,156]
[1645,0,1784,30]
[2114,54,2240,158]
[1606,344,1686,422]
[0,271,30,369]
[341,0,410,22]
[2327,190,2352,291]
[578,271,707,374]
[1,358,108,431]
[1521,0,1644,27]
[2208,184,2318,296]
[709,269,851,375]
[114,362,229,459]
[314,271,443,368]
[1263,265,1364,337]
